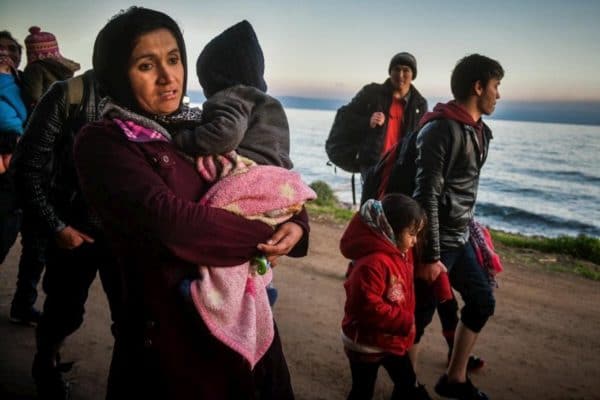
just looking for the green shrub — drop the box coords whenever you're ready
[309,180,339,207]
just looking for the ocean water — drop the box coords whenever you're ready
[286,108,600,238]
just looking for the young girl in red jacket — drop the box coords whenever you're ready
[340,193,431,400]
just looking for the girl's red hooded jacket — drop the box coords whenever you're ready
[340,214,416,356]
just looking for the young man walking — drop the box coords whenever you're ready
[411,54,504,400]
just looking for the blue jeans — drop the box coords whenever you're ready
[415,242,495,342]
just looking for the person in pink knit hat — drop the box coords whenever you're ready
[21,26,80,109]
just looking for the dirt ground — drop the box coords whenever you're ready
[1,220,599,400]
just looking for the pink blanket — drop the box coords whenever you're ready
[190,161,316,368]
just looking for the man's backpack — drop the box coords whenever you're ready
[360,129,417,204]
[325,105,363,173]
[360,119,463,205]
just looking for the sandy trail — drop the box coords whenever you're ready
[1,220,599,399]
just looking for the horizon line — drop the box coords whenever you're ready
[186,91,600,127]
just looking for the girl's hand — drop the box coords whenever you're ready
[257,222,304,266]
[415,260,447,283]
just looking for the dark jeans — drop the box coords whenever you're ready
[0,173,20,264]
[0,209,20,264]
[345,350,416,400]
[12,213,48,310]
[415,242,495,342]
[36,234,121,357]
[437,297,459,333]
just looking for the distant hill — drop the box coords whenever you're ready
[187,90,600,127]
[492,101,600,126]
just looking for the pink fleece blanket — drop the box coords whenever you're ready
[190,160,316,368]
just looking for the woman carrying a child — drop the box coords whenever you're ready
[74,7,308,399]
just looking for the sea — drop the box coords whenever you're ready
[285,108,600,239]
[188,93,600,239]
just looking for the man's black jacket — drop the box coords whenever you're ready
[413,118,492,262]
[343,79,428,174]
[12,70,101,234]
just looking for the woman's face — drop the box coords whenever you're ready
[128,28,184,115]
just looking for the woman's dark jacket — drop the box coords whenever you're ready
[343,79,428,172]
[74,120,308,398]
[413,119,492,262]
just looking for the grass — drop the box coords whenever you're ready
[307,180,355,224]
[491,230,600,265]
[307,180,600,280]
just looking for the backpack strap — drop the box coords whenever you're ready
[64,74,86,123]
[67,75,84,106]
[444,119,464,179]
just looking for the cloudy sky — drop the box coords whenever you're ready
[2,0,600,101]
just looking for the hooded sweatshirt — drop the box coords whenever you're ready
[419,100,485,149]
[340,213,416,356]
[0,72,27,135]
[172,20,292,168]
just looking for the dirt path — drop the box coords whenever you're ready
[1,220,599,399]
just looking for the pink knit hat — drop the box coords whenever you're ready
[24,26,78,69]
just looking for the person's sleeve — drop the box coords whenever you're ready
[13,82,67,233]
[347,262,414,336]
[285,207,310,258]
[236,98,292,168]
[0,100,22,136]
[342,84,376,131]
[0,131,19,154]
[74,124,283,266]
[172,89,252,157]
[412,122,451,262]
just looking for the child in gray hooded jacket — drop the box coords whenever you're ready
[172,20,295,306]
[172,20,292,170]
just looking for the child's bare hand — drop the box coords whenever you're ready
[415,260,447,283]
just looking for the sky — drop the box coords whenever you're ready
[2,0,600,102]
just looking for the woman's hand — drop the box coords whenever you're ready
[257,222,304,266]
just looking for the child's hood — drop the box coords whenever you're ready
[340,213,401,261]
[196,20,267,98]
